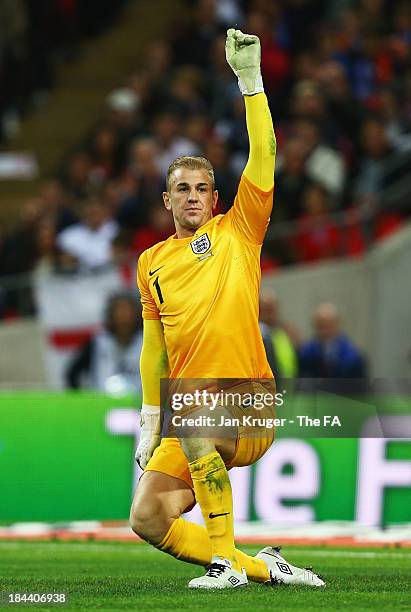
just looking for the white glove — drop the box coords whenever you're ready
[225,28,264,96]
[135,404,161,469]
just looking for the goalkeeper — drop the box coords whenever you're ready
[130,29,325,590]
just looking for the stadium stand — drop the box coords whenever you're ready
[0,0,128,143]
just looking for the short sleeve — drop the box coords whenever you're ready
[136,251,160,320]
[222,173,274,245]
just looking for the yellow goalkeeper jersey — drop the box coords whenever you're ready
[137,173,274,379]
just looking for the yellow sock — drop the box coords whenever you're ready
[157,517,270,583]
[188,451,237,568]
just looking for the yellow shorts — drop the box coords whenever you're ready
[145,429,274,489]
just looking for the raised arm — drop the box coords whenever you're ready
[223,29,276,244]
[226,28,276,192]
[244,94,275,191]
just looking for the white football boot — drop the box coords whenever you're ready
[256,546,326,587]
[188,557,248,590]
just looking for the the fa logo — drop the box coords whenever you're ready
[190,233,211,255]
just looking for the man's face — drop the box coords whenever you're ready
[83,200,107,230]
[163,167,218,237]
[314,311,339,342]
[112,300,136,332]
[259,292,278,327]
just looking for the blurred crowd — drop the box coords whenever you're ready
[65,287,366,392]
[259,291,367,384]
[1,0,411,320]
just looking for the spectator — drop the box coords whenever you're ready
[215,0,243,27]
[379,87,411,153]
[171,0,225,69]
[152,111,199,175]
[2,198,43,276]
[87,122,124,183]
[115,137,163,230]
[222,94,249,176]
[290,80,328,126]
[284,0,328,51]
[32,217,59,277]
[184,114,211,150]
[299,302,367,379]
[106,87,141,142]
[66,291,143,393]
[292,117,346,197]
[169,67,207,116]
[354,116,411,215]
[57,195,119,269]
[316,60,365,154]
[259,290,299,379]
[246,10,290,97]
[128,137,161,184]
[203,138,237,212]
[335,6,387,101]
[0,197,45,317]
[145,39,173,86]
[293,184,343,263]
[274,137,312,220]
[132,202,175,256]
[293,51,319,82]
[39,179,78,232]
[62,150,94,199]
[127,70,155,118]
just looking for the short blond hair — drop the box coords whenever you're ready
[166,156,215,191]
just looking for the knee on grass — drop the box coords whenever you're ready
[130,498,172,545]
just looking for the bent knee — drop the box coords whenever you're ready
[130,496,172,545]
[130,470,194,545]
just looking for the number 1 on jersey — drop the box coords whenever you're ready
[153,276,164,304]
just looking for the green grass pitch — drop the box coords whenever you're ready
[0,541,410,610]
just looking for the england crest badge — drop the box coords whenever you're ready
[190,233,211,255]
